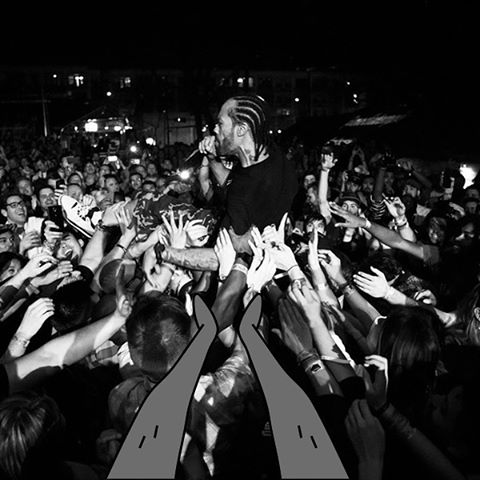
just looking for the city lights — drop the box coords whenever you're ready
[277,129,282,134]
[52,74,57,79]
[145,137,156,146]
[106,91,112,97]
[85,121,98,133]
[294,97,300,103]
[130,145,138,153]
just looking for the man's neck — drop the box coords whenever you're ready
[237,144,269,168]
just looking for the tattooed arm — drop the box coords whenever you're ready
[161,247,219,271]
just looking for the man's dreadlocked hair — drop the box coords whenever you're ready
[228,95,272,162]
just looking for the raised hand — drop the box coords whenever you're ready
[383,196,406,220]
[44,220,63,245]
[185,219,209,247]
[413,289,437,306]
[359,355,389,411]
[32,260,74,287]
[321,152,337,171]
[329,202,366,229]
[19,230,42,254]
[102,201,127,227]
[162,211,187,249]
[353,267,390,299]
[115,205,136,239]
[317,249,344,284]
[345,399,385,472]
[287,278,321,323]
[21,254,58,280]
[273,298,315,358]
[246,249,276,293]
[261,212,289,247]
[18,298,55,339]
[198,135,217,159]
[214,228,236,280]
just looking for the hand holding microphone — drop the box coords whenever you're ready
[198,135,217,160]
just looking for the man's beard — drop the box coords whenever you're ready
[216,132,237,157]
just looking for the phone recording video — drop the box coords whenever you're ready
[48,205,65,231]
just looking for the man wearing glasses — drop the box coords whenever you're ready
[0,192,44,257]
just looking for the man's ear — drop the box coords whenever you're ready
[474,307,480,322]
[1,209,7,218]
[117,294,133,318]
[235,122,248,137]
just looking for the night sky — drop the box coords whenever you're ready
[1,1,479,151]
[0,1,476,72]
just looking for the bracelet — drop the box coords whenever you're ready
[117,244,128,253]
[297,351,320,368]
[287,264,300,274]
[12,334,30,348]
[231,263,248,276]
[319,355,350,364]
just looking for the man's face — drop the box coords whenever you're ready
[105,178,119,193]
[0,231,16,253]
[17,179,33,196]
[306,186,318,206]
[454,222,477,249]
[130,174,142,191]
[2,195,27,225]
[56,233,82,263]
[465,188,480,200]
[67,184,83,202]
[403,184,420,198]
[69,174,82,186]
[362,177,374,194]
[136,166,147,179]
[213,100,238,156]
[39,187,56,210]
[142,182,155,193]
[384,171,395,186]
[346,181,361,193]
[84,162,96,175]
[0,259,22,284]
[156,177,167,193]
[341,200,360,216]
[427,218,446,245]
[147,163,158,177]
[303,175,316,190]
[464,200,478,215]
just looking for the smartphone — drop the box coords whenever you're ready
[107,155,119,162]
[48,205,65,231]
[130,158,141,165]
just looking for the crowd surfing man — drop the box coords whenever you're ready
[0,96,479,480]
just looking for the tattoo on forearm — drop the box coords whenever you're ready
[163,247,219,271]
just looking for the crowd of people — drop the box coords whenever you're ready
[0,94,479,480]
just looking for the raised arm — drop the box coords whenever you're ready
[330,203,425,261]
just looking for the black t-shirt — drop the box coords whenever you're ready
[222,146,298,235]
[0,364,8,401]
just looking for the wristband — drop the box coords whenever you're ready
[231,263,248,276]
[12,334,30,348]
